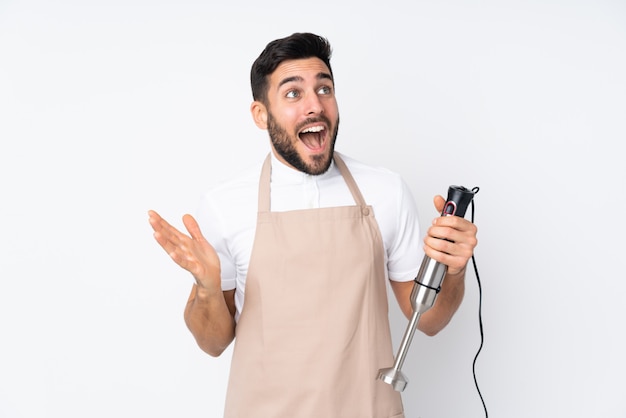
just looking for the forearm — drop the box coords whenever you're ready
[184,285,236,357]
[417,268,465,336]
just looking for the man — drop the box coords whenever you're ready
[148,32,478,417]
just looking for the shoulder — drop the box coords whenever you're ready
[337,152,407,195]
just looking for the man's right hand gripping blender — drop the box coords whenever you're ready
[378,185,477,392]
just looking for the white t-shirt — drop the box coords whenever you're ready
[196,151,423,319]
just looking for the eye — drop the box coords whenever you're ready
[318,85,332,95]
[285,89,300,99]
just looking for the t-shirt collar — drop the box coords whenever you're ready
[270,151,338,185]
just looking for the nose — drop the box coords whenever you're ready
[305,92,324,115]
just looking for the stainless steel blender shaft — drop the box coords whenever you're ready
[378,255,448,392]
[377,310,421,392]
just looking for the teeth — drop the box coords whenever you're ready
[301,126,325,133]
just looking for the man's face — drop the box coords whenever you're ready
[259,57,339,175]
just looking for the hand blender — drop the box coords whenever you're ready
[378,185,477,392]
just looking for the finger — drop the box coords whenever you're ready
[428,223,477,249]
[148,210,164,231]
[182,214,205,242]
[423,241,464,267]
[424,237,474,274]
[154,231,199,272]
[149,213,192,254]
[426,234,475,258]
[148,211,211,279]
[432,215,475,233]
[150,213,187,244]
[152,229,182,253]
[427,225,456,243]
[148,210,176,234]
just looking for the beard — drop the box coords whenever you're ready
[267,111,339,176]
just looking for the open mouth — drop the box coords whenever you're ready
[298,125,326,152]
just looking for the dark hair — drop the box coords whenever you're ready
[250,32,333,104]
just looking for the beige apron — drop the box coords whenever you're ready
[223,154,404,418]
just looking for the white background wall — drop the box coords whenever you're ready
[1,0,625,417]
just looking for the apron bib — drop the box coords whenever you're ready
[224,154,404,418]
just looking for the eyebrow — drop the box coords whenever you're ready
[277,72,333,89]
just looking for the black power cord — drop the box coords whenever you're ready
[469,187,488,417]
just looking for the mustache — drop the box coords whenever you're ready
[295,115,333,132]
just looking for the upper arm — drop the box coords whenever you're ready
[389,279,414,319]
[223,289,236,319]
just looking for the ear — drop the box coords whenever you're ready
[250,101,268,129]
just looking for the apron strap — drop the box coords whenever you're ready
[258,154,272,212]
[333,153,367,208]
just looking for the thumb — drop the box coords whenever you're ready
[182,214,205,241]
[433,195,445,214]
